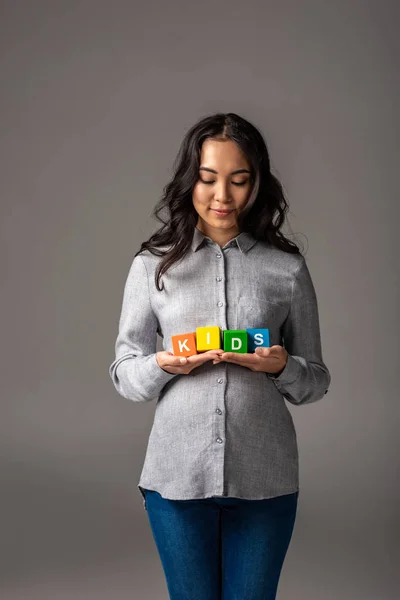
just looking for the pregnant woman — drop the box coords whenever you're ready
[109,111,331,600]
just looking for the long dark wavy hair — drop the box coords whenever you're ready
[136,112,303,291]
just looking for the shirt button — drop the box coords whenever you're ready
[216,276,222,282]
[216,253,222,258]
[217,378,224,384]
[216,437,223,444]
[216,408,222,415]
[217,301,223,307]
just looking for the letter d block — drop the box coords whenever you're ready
[246,328,270,352]
[223,330,248,353]
[171,332,197,356]
[196,326,221,352]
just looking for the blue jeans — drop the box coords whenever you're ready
[143,488,299,600]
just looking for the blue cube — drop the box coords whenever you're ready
[246,328,270,352]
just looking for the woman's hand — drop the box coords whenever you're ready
[156,350,222,375]
[212,345,289,374]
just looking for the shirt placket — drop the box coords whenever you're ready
[212,242,230,496]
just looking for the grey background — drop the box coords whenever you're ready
[1,1,399,598]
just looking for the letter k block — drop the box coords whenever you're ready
[171,332,197,356]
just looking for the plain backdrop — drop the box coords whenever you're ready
[1,1,399,599]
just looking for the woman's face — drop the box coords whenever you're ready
[192,138,253,238]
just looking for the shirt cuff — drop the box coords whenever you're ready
[111,352,178,402]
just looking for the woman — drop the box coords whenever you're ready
[109,112,331,600]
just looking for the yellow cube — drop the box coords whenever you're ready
[195,326,222,352]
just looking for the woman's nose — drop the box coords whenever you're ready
[213,181,231,202]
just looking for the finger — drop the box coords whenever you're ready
[263,345,285,356]
[167,350,219,367]
[165,354,193,367]
[255,347,271,356]
[186,351,221,364]
[220,352,260,364]
[158,352,185,369]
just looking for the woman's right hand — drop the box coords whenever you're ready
[156,349,223,375]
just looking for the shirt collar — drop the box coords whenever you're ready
[191,226,257,254]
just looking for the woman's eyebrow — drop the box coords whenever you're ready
[199,166,251,175]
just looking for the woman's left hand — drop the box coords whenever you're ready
[212,345,288,374]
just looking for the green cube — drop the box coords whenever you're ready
[223,329,248,353]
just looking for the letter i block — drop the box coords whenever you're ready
[223,330,248,353]
[246,328,270,353]
[196,326,221,352]
[171,332,197,356]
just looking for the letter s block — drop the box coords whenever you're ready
[223,329,248,353]
[196,326,221,352]
[171,332,197,356]
[246,328,270,352]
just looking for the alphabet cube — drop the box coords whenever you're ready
[246,328,270,352]
[171,326,271,356]
[223,329,248,353]
[171,332,197,357]
[195,326,222,352]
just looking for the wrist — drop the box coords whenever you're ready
[268,354,288,378]
[268,367,284,378]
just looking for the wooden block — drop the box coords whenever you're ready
[223,329,248,353]
[195,326,221,352]
[171,332,197,356]
[246,328,270,352]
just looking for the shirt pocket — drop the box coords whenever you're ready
[236,296,288,345]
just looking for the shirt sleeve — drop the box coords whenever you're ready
[266,257,331,405]
[109,254,178,402]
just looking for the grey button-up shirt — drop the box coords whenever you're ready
[109,226,331,504]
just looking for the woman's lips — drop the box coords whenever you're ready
[211,208,233,216]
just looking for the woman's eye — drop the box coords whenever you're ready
[200,179,248,186]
